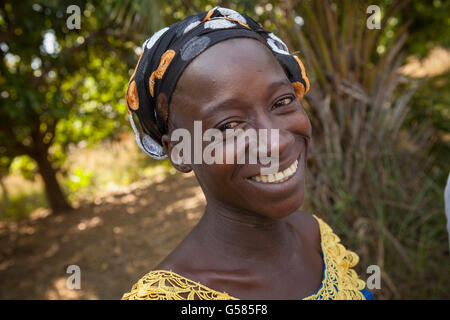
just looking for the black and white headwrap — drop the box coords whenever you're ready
[126,6,310,159]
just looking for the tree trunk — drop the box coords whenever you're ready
[0,176,9,203]
[0,176,9,218]
[33,150,72,214]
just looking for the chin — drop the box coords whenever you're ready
[255,188,306,220]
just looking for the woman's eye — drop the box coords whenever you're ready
[272,96,294,110]
[219,121,239,131]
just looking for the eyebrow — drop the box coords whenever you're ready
[267,78,292,91]
[202,78,292,118]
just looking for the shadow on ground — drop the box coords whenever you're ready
[0,172,204,299]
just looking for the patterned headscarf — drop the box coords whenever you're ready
[126,6,310,159]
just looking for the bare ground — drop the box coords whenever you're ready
[0,171,205,299]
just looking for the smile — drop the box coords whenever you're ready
[250,159,298,184]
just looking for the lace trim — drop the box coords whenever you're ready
[121,214,367,300]
[303,215,366,300]
[121,269,237,300]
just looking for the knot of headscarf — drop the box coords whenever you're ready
[126,6,310,159]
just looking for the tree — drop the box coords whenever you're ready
[0,0,135,213]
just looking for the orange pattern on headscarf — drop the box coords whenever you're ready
[149,49,176,97]
[127,80,139,111]
[157,93,169,122]
[201,7,249,28]
[202,8,215,22]
[294,56,310,93]
[292,81,305,101]
[149,73,156,97]
[224,17,250,28]
[129,52,144,85]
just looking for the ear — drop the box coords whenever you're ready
[161,134,192,173]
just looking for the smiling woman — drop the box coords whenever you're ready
[121,6,374,300]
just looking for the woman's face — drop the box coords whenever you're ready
[164,38,312,219]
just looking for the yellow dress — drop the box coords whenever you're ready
[122,215,371,300]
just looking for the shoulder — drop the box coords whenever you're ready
[121,269,236,300]
[122,230,234,300]
[121,270,168,300]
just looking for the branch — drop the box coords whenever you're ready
[43,118,59,151]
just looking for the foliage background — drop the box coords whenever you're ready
[0,0,448,299]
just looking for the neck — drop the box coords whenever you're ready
[196,201,295,261]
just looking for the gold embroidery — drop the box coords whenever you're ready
[126,80,139,111]
[303,216,366,300]
[121,270,237,300]
[122,215,367,300]
[149,50,176,97]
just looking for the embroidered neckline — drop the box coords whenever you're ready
[122,269,237,300]
[122,214,367,300]
[303,215,366,300]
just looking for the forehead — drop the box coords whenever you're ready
[169,38,288,120]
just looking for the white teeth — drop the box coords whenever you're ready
[283,167,293,176]
[251,159,298,184]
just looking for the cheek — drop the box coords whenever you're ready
[285,108,312,137]
[194,162,235,189]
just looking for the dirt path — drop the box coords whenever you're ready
[0,172,205,299]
